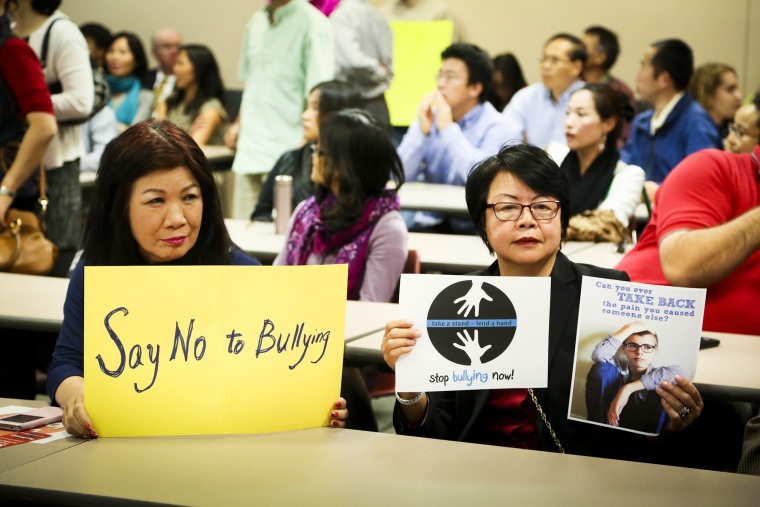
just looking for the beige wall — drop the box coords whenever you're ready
[65,0,759,97]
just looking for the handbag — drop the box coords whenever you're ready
[566,209,630,243]
[0,168,58,275]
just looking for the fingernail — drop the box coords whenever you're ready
[90,432,98,438]
[331,411,338,418]
[413,330,422,337]
[84,423,91,430]
[331,420,339,428]
[334,401,342,408]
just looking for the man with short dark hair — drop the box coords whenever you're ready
[502,33,586,148]
[617,94,760,335]
[398,42,508,233]
[621,39,720,198]
[582,26,635,143]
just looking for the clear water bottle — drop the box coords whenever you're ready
[274,175,293,234]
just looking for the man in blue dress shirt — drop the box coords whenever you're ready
[398,43,508,233]
[501,33,586,149]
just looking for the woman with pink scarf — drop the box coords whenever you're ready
[274,108,407,431]
[274,108,408,303]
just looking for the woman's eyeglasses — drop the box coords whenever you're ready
[486,201,560,222]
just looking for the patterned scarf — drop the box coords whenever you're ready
[284,193,400,299]
[106,74,142,126]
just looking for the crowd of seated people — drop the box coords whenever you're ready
[2,0,759,476]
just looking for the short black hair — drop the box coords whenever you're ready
[30,0,61,15]
[584,26,620,71]
[651,39,693,92]
[547,33,587,68]
[311,80,363,121]
[107,31,149,79]
[80,23,112,52]
[465,143,569,254]
[753,93,760,138]
[441,43,493,103]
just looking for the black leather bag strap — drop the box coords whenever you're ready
[39,17,65,69]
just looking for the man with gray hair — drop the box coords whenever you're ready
[142,27,182,109]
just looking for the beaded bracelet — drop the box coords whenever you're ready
[395,392,424,405]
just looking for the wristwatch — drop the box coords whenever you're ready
[0,185,17,198]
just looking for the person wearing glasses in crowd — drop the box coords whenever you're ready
[382,143,704,465]
[501,33,586,148]
[586,321,684,434]
[724,96,760,154]
[397,42,508,234]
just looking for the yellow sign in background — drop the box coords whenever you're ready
[386,20,454,127]
[84,264,346,437]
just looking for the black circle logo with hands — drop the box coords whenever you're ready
[426,280,517,366]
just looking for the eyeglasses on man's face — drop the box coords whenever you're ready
[624,342,657,353]
[435,71,465,83]
[487,201,560,222]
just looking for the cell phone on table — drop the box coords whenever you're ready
[700,336,721,350]
[0,406,63,431]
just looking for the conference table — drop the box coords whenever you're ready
[224,218,598,274]
[396,181,468,215]
[0,272,397,362]
[345,326,760,403]
[0,395,757,506]
[79,145,236,190]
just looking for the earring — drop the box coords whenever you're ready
[599,134,607,152]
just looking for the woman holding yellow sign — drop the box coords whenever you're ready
[47,120,348,438]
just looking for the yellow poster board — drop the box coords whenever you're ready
[386,20,454,127]
[84,264,346,437]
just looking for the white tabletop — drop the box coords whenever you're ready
[0,425,756,506]
[0,398,84,474]
[0,272,394,343]
[0,272,67,332]
[396,181,468,215]
[79,145,236,188]
[566,241,629,269]
[345,317,760,402]
[225,218,598,275]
